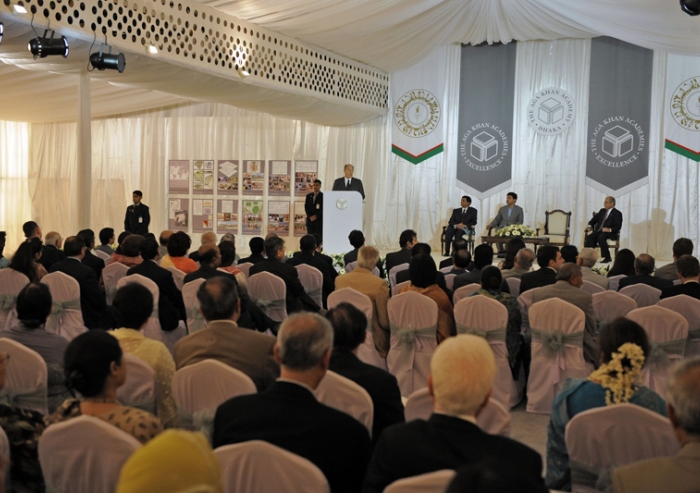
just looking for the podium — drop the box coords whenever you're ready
[322,191,363,254]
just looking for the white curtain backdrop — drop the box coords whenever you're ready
[0,121,30,253]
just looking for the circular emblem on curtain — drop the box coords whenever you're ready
[589,117,645,168]
[671,77,700,130]
[527,87,575,135]
[459,123,509,171]
[394,90,440,137]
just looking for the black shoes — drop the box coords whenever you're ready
[600,257,612,264]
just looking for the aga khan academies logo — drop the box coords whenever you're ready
[590,116,645,168]
[460,123,509,171]
[527,88,575,135]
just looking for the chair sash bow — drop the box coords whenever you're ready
[0,387,48,414]
[187,306,206,333]
[390,323,437,373]
[570,460,614,492]
[646,339,686,366]
[531,328,584,385]
[0,294,16,311]
[49,299,81,325]
[456,325,507,342]
[177,408,215,442]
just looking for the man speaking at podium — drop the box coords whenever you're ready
[332,164,365,200]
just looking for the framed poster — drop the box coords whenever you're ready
[242,160,265,196]
[242,200,263,235]
[193,160,214,195]
[217,199,239,234]
[294,160,318,197]
[268,160,292,196]
[192,198,214,233]
[168,198,189,230]
[168,160,190,194]
[293,202,307,237]
[217,160,239,195]
[267,201,290,235]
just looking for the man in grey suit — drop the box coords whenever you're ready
[613,357,700,493]
[577,247,609,289]
[489,192,524,254]
[501,248,535,280]
[655,237,693,281]
[531,263,599,367]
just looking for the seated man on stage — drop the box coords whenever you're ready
[489,192,523,255]
[584,196,622,264]
[444,196,477,256]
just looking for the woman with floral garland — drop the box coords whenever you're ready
[544,317,666,491]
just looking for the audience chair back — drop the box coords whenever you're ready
[314,370,374,435]
[506,277,521,297]
[92,249,111,264]
[383,469,456,493]
[0,338,48,414]
[248,272,288,322]
[592,291,637,325]
[115,353,157,415]
[565,404,680,493]
[452,283,481,304]
[182,278,207,334]
[167,267,186,290]
[0,268,30,330]
[39,415,141,493]
[619,284,661,308]
[607,274,626,292]
[214,440,330,493]
[345,261,380,277]
[388,263,409,290]
[392,280,410,296]
[387,291,439,397]
[657,294,700,357]
[444,274,456,291]
[580,280,605,295]
[527,298,588,414]
[235,262,253,279]
[42,271,87,341]
[295,264,323,308]
[627,306,688,400]
[102,262,129,305]
[0,426,8,493]
[517,288,538,334]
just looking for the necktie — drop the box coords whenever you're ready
[346,179,350,189]
[598,210,611,230]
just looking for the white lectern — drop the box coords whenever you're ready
[322,191,363,254]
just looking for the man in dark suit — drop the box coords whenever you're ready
[363,334,545,493]
[332,163,365,200]
[584,196,623,263]
[313,234,336,270]
[39,231,66,270]
[396,243,450,298]
[618,254,673,291]
[77,229,105,282]
[444,196,477,256]
[655,238,694,281]
[439,239,472,270]
[344,230,385,278]
[249,236,321,314]
[287,235,335,308]
[519,245,563,294]
[123,190,150,235]
[49,236,107,329]
[238,237,266,265]
[326,303,404,445]
[385,229,417,274]
[444,249,471,276]
[452,244,508,296]
[304,179,324,236]
[213,312,372,493]
[661,255,700,300]
[126,238,186,331]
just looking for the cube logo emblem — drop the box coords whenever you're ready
[602,126,633,158]
[336,198,348,210]
[470,131,498,162]
[527,88,575,136]
[590,117,645,169]
[459,122,509,172]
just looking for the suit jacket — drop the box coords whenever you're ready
[661,281,700,300]
[654,261,679,281]
[520,267,557,294]
[127,260,186,331]
[293,250,337,275]
[82,250,105,282]
[531,280,599,366]
[183,264,230,285]
[588,207,622,235]
[580,266,609,289]
[249,259,321,313]
[384,248,412,275]
[49,258,106,329]
[396,270,451,299]
[238,253,265,265]
[501,266,530,280]
[490,205,524,229]
[174,320,278,391]
[329,350,404,445]
[39,245,66,270]
[124,203,150,235]
[286,252,335,307]
[448,206,477,230]
[613,442,700,493]
[213,380,371,493]
[363,414,545,493]
[344,249,385,279]
[618,274,673,291]
[332,176,366,200]
[304,191,323,218]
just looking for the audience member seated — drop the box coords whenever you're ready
[3,283,70,413]
[660,254,700,300]
[49,236,107,330]
[188,232,217,263]
[212,313,371,493]
[560,245,579,264]
[219,233,241,261]
[287,234,336,307]
[520,245,563,294]
[439,238,472,270]
[399,254,456,343]
[77,229,105,281]
[0,231,8,269]
[10,239,45,283]
[578,247,609,289]
[446,460,548,493]
[111,283,178,429]
[116,429,223,493]
[183,244,226,285]
[363,334,545,493]
[470,266,522,379]
[445,249,471,275]
[617,253,673,291]
[607,248,636,278]
[532,263,599,367]
[396,243,450,298]
[109,234,144,268]
[343,230,385,278]
[249,236,321,314]
[159,232,197,274]
[96,227,115,256]
[217,240,247,293]
[384,229,417,274]
[22,221,41,241]
[238,237,266,265]
[39,231,66,270]
[453,244,508,295]
[613,357,700,493]
[335,246,391,359]
[157,230,172,259]
[327,303,404,444]
[498,237,526,270]
[545,318,666,491]
[174,277,279,391]
[655,237,693,282]
[501,248,535,280]
[312,233,336,271]
[46,330,162,444]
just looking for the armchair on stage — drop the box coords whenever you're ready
[440,227,474,255]
[537,209,571,247]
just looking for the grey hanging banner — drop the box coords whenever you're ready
[456,43,517,200]
[586,37,653,195]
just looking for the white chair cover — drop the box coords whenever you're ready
[404,387,433,422]
[607,274,626,292]
[527,298,588,414]
[506,277,521,297]
[439,266,454,274]
[315,370,373,434]
[92,249,111,264]
[327,288,386,370]
[517,288,538,334]
[592,291,637,325]
[102,262,129,305]
[38,415,141,493]
[565,404,680,493]
[295,264,324,308]
[0,338,48,414]
[444,274,456,291]
[0,269,30,330]
[389,263,410,290]
[627,306,688,400]
[345,261,379,277]
[452,283,480,304]
[387,292,438,397]
[383,470,456,493]
[214,440,330,493]
[42,272,87,341]
[580,280,605,295]
[167,267,186,290]
[658,294,700,357]
[392,281,410,296]
[182,278,207,334]
[248,272,288,322]
[115,353,157,415]
[236,262,253,278]
[619,284,661,308]
[0,426,8,493]
[454,296,523,408]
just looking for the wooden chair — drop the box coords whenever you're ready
[584,211,620,258]
[535,209,571,247]
[440,226,474,256]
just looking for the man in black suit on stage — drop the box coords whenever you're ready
[444,196,477,256]
[304,179,324,236]
[384,229,417,274]
[618,253,673,292]
[519,245,564,294]
[124,190,150,235]
[585,196,622,263]
[213,312,372,493]
[332,163,365,200]
[661,255,700,300]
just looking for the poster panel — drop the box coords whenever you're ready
[294,160,319,197]
[217,200,239,234]
[268,160,292,196]
[217,160,239,195]
[193,160,214,195]
[168,160,190,194]
[242,200,263,235]
[242,160,265,196]
[168,198,190,230]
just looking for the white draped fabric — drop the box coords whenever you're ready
[0,120,30,253]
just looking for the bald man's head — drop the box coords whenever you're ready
[198,244,220,267]
[201,232,217,245]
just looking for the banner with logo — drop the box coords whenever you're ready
[665,55,700,161]
[456,43,517,199]
[586,37,653,195]
[391,47,447,165]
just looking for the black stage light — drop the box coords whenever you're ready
[681,0,700,15]
[89,43,125,73]
[28,30,69,58]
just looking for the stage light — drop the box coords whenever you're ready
[28,30,69,58]
[0,22,4,45]
[89,43,125,72]
[681,0,700,15]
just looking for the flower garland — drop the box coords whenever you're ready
[588,343,645,405]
